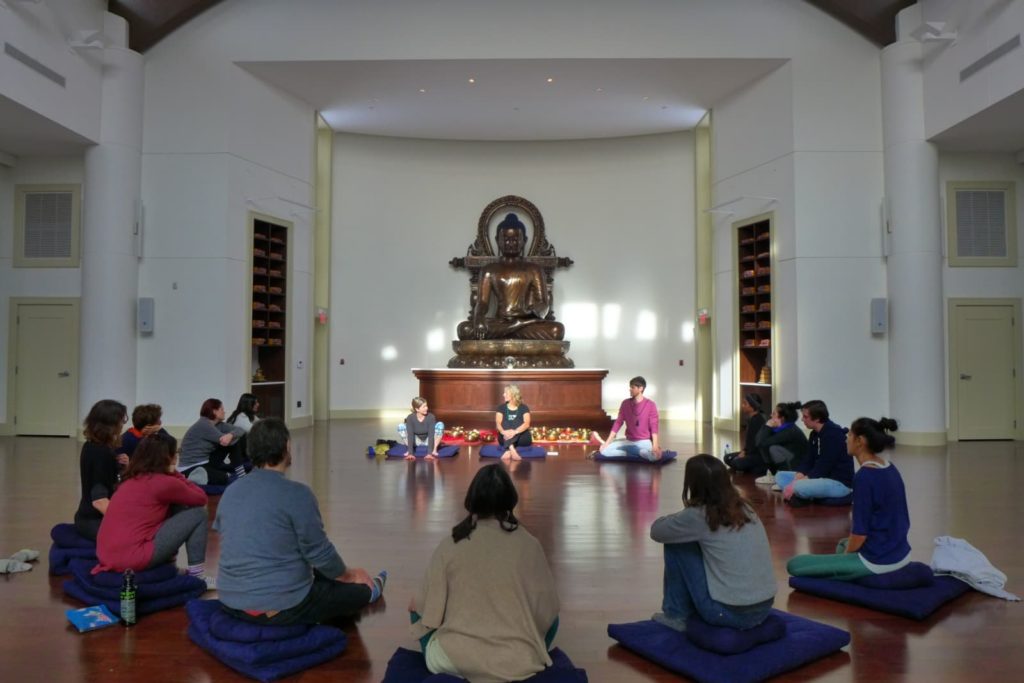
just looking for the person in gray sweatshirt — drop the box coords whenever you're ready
[649,454,776,632]
[178,398,247,485]
[214,418,387,624]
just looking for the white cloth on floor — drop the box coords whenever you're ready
[931,536,1020,601]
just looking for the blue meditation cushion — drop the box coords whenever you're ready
[384,445,460,458]
[607,610,850,683]
[208,607,311,642]
[201,484,228,496]
[69,559,205,600]
[381,646,588,683]
[187,599,346,681]
[50,523,97,550]
[49,545,97,576]
[62,578,205,617]
[684,612,787,655]
[479,445,548,459]
[84,561,178,587]
[789,573,970,620]
[593,450,678,465]
[853,561,935,590]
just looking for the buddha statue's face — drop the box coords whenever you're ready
[498,226,525,257]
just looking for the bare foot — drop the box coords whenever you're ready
[509,447,522,461]
[500,451,512,461]
[425,454,438,461]
[589,431,604,447]
[404,454,416,461]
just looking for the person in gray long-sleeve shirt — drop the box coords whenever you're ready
[214,418,386,624]
[649,454,776,632]
[179,398,247,485]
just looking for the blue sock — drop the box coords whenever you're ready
[369,570,388,603]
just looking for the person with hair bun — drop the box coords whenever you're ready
[753,401,808,485]
[772,399,854,506]
[410,464,559,681]
[649,454,775,632]
[787,417,909,580]
[724,393,769,475]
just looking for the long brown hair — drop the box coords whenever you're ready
[83,399,127,449]
[683,454,754,531]
[123,432,178,480]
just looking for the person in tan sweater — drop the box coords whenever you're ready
[410,464,560,682]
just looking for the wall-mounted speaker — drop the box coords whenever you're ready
[870,298,888,335]
[138,297,155,334]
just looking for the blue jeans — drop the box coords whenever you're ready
[600,438,656,460]
[774,472,851,499]
[662,543,772,629]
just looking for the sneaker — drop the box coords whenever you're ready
[651,612,688,633]
[370,570,388,603]
[187,468,208,485]
[771,484,782,492]
[755,473,775,485]
[196,575,216,592]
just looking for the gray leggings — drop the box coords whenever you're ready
[148,506,208,568]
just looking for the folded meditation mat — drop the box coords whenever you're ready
[370,445,460,459]
[607,610,850,683]
[593,450,678,464]
[63,558,206,617]
[49,523,98,576]
[381,646,588,683]
[51,523,98,550]
[49,545,98,576]
[187,599,347,683]
[789,570,971,620]
[478,445,548,459]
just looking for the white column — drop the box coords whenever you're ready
[80,13,144,413]
[881,5,945,444]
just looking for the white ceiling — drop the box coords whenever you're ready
[930,87,1024,153]
[239,58,788,141]
[0,94,94,157]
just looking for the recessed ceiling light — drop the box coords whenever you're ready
[418,88,427,93]
[513,107,520,111]
[468,77,476,84]
[595,87,604,93]
[661,105,667,109]
[546,77,554,83]
[642,96,650,101]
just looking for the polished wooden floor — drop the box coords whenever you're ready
[1,420,1022,682]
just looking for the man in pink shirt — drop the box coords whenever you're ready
[592,376,663,460]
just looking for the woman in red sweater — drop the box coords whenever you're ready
[94,433,213,587]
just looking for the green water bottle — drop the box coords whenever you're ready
[120,568,137,626]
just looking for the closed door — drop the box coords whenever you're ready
[953,304,1017,440]
[13,303,78,436]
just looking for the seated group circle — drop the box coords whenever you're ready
[69,384,907,681]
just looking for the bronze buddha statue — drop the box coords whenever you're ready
[456,214,565,341]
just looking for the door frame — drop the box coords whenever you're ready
[947,297,1023,441]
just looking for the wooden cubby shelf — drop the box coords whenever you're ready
[250,216,289,419]
[736,216,773,412]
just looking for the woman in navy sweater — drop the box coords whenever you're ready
[787,417,909,580]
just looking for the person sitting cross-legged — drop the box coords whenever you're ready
[772,399,854,506]
[215,418,386,625]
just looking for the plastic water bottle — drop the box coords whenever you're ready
[723,442,732,456]
[120,569,137,626]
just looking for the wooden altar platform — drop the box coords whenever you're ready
[413,368,613,430]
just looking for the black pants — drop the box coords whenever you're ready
[223,572,372,626]
[724,451,767,477]
[190,436,248,485]
[73,514,102,541]
[498,431,532,449]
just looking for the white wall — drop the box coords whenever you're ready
[138,16,316,428]
[131,0,890,425]
[0,156,84,424]
[921,0,1024,139]
[331,132,696,417]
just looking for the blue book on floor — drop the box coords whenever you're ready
[66,604,120,632]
